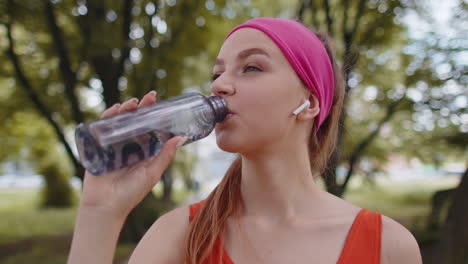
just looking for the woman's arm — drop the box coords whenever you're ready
[381,215,423,264]
[67,207,126,264]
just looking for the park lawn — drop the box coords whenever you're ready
[0,188,134,263]
[0,176,459,263]
[0,188,79,245]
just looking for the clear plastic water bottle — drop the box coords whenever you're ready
[75,92,228,175]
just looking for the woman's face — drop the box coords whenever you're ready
[212,28,312,155]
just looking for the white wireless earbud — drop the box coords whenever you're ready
[293,99,311,115]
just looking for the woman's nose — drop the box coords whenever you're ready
[211,75,235,97]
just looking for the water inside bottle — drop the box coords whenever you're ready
[78,129,198,175]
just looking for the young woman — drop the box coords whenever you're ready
[68,18,422,264]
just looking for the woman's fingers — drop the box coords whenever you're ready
[101,103,121,118]
[100,91,156,119]
[101,96,138,119]
[119,98,139,113]
[138,91,157,107]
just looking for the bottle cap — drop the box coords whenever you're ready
[207,96,229,122]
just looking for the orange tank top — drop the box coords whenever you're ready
[189,200,382,264]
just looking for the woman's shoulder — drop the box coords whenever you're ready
[322,191,422,263]
[127,205,191,264]
[380,214,422,264]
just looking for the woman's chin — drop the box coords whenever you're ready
[216,140,237,153]
[215,134,241,153]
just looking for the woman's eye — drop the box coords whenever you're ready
[244,65,261,72]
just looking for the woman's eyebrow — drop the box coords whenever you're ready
[214,48,270,66]
[238,47,270,60]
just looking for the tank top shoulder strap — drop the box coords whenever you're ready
[189,200,206,222]
[337,208,382,264]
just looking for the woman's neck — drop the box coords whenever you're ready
[239,145,323,223]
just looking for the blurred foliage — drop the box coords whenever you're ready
[0,0,254,241]
[0,0,250,207]
[280,0,468,188]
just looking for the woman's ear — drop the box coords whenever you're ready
[296,94,320,121]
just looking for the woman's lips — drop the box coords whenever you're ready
[222,113,235,123]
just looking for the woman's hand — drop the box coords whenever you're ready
[78,91,182,219]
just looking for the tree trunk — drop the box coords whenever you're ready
[162,165,174,204]
[425,167,468,264]
[119,192,162,243]
[119,167,175,243]
[39,162,74,208]
[426,188,455,231]
[44,1,83,125]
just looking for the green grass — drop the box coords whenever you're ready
[0,207,78,244]
[0,188,41,211]
[0,189,78,245]
[0,236,134,264]
[0,188,136,263]
[0,235,71,264]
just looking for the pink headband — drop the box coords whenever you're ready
[225,17,335,133]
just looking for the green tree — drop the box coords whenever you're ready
[291,0,467,197]
[0,0,246,242]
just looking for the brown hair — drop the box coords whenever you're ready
[184,31,346,264]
